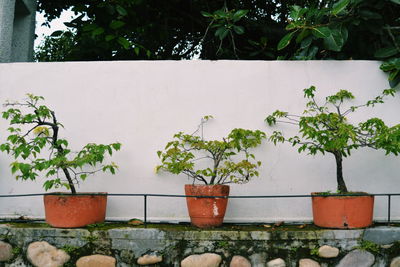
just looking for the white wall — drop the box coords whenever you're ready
[0,60,399,223]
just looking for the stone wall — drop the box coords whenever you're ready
[0,223,400,266]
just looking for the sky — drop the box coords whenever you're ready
[34,10,74,49]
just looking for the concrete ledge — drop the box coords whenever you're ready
[0,223,399,266]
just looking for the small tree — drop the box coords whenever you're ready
[156,116,266,185]
[0,94,121,194]
[266,86,400,193]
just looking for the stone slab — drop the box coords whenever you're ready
[363,227,400,245]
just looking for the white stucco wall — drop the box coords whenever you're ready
[0,60,399,223]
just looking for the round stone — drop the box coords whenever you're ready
[230,255,251,267]
[318,245,339,258]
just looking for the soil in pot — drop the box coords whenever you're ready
[44,193,107,228]
[312,192,374,229]
[185,184,230,228]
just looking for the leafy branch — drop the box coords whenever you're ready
[266,86,400,193]
[1,94,121,194]
[156,116,266,185]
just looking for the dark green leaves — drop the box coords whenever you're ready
[202,8,248,43]
[117,37,131,49]
[380,58,400,87]
[332,0,350,15]
[312,27,331,38]
[374,47,399,58]
[278,32,295,50]
[110,20,125,30]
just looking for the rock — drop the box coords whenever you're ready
[137,253,162,265]
[27,241,70,267]
[318,245,339,258]
[299,258,320,267]
[391,256,400,267]
[181,253,222,267]
[5,257,25,267]
[230,255,251,267]
[0,241,13,262]
[267,258,286,267]
[363,227,400,245]
[76,255,116,267]
[250,253,267,267]
[336,249,374,267]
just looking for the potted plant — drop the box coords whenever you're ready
[0,94,121,228]
[156,116,266,228]
[266,86,400,228]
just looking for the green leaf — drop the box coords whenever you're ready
[389,74,400,87]
[91,27,105,37]
[359,9,382,20]
[201,11,213,18]
[115,5,128,16]
[289,5,302,20]
[232,9,249,22]
[323,29,345,51]
[215,27,229,40]
[82,24,98,32]
[277,31,295,50]
[312,27,331,38]
[233,25,245,35]
[374,47,399,59]
[110,20,125,30]
[296,29,311,44]
[332,0,350,15]
[105,34,116,42]
[134,47,140,55]
[390,0,400,4]
[117,37,130,49]
[300,36,313,49]
[50,30,64,37]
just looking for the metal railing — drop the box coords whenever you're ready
[0,192,399,228]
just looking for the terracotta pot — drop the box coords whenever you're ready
[311,193,374,229]
[185,184,230,228]
[44,193,107,228]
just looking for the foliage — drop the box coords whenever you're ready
[34,31,76,62]
[156,116,266,185]
[36,0,400,85]
[201,6,248,58]
[277,0,400,86]
[266,86,400,193]
[36,0,327,60]
[0,94,121,194]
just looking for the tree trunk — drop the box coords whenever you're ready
[50,111,76,194]
[333,152,348,193]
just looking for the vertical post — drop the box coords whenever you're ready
[388,194,391,225]
[144,194,147,228]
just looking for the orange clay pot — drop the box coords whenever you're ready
[44,193,107,228]
[185,184,230,228]
[312,193,374,229]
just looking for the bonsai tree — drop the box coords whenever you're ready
[266,86,400,193]
[156,116,266,185]
[0,94,121,194]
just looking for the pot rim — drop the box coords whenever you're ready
[311,191,373,198]
[184,184,230,187]
[44,192,108,196]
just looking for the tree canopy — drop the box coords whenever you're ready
[36,0,400,85]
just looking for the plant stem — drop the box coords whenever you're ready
[49,111,76,194]
[333,152,348,193]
